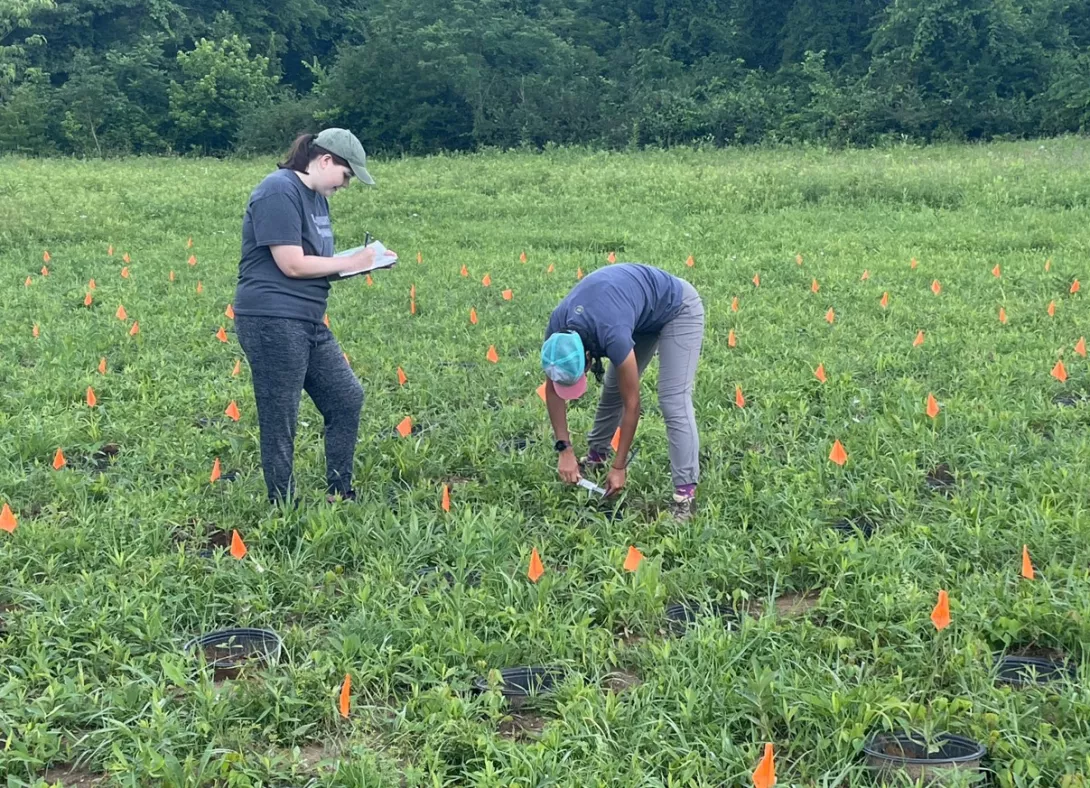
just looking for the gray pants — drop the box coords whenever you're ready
[586,281,704,486]
[235,315,364,502]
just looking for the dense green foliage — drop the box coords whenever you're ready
[1,140,1090,785]
[1,0,1090,156]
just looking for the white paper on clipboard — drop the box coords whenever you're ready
[334,240,398,278]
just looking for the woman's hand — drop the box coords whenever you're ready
[558,449,581,484]
[604,466,627,496]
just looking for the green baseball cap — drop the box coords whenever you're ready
[314,128,375,186]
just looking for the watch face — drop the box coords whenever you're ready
[555,440,569,451]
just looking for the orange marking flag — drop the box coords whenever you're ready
[0,503,16,534]
[188,255,197,266]
[396,417,413,438]
[339,674,351,718]
[815,364,826,383]
[536,382,547,402]
[623,546,644,572]
[880,292,889,309]
[230,529,247,560]
[502,289,513,301]
[825,308,835,324]
[397,367,408,386]
[611,427,621,452]
[84,292,93,307]
[728,329,737,348]
[441,484,451,512]
[999,307,1007,324]
[1048,301,1056,317]
[210,457,222,482]
[731,297,739,312]
[735,385,746,409]
[811,279,819,294]
[931,590,951,631]
[913,330,925,348]
[216,327,228,343]
[225,401,241,421]
[931,280,942,295]
[116,305,128,321]
[486,345,499,364]
[926,393,939,419]
[528,547,545,583]
[992,265,1001,278]
[1072,279,1081,294]
[1021,545,1034,580]
[608,251,616,263]
[86,387,97,408]
[1076,337,1087,358]
[461,264,468,277]
[482,273,491,287]
[129,321,140,336]
[1052,360,1068,383]
[577,268,584,280]
[121,266,130,279]
[232,359,241,376]
[225,304,235,319]
[520,251,527,263]
[470,308,478,325]
[89,279,96,290]
[752,273,760,287]
[829,440,847,466]
[53,448,66,470]
[98,358,107,375]
[861,270,869,281]
[752,743,776,788]
[686,255,695,268]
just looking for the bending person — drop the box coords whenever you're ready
[540,262,705,520]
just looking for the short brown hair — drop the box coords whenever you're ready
[278,133,351,173]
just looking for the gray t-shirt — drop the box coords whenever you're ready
[545,263,684,367]
[233,168,335,324]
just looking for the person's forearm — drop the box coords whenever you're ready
[545,381,571,442]
[614,394,639,467]
[287,254,358,279]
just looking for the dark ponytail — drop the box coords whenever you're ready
[278,133,350,173]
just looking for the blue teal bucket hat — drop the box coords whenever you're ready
[541,331,587,400]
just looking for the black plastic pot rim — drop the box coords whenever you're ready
[472,666,566,696]
[863,732,986,764]
[182,628,284,666]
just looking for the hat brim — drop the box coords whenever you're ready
[553,375,587,400]
[349,161,375,186]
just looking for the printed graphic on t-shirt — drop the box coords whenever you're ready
[312,214,332,239]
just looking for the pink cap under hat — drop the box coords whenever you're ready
[552,374,587,400]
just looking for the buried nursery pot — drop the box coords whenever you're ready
[183,628,284,682]
[832,514,877,539]
[473,666,566,711]
[664,601,735,635]
[994,654,1077,687]
[498,436,535,453]
[925,464,956,496]
[863,732,986,785]
[414,566,482,588]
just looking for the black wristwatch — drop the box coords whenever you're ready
[555,440,571,452]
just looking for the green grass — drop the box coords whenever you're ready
[2,137,1090,787]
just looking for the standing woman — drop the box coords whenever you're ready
[233,128,396,505]
[540,263,705,520]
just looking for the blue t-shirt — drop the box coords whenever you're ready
[545,263,684,367]
[233,168,335,325]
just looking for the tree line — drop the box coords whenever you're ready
[1,0,1088,157]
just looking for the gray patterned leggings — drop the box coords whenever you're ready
[235,315,364,502]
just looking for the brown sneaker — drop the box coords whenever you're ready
[670,493,696,521]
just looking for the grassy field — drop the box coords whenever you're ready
[2,137,1090,787]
